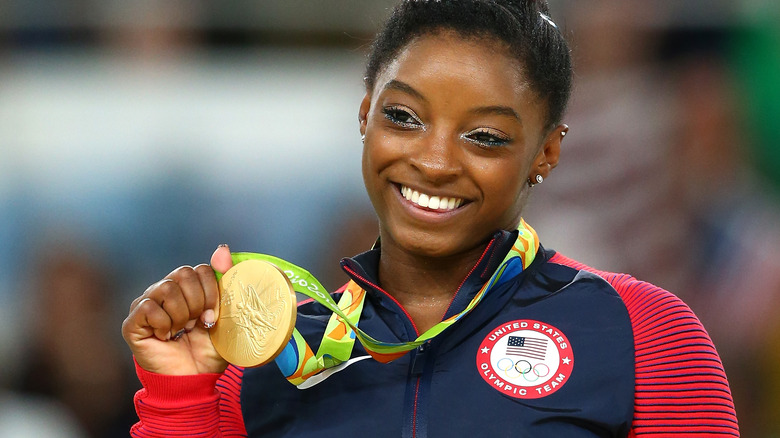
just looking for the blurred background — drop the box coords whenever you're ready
[0,0,778,436]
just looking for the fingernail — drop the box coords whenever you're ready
[218,243,228,248]
[172,329,186,341]
[203,309,216,328]
[185,319,197,331]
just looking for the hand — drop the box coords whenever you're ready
[122,245,235,375]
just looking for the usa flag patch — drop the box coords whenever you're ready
[476,320,574,399]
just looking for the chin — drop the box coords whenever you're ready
[389,227,471,259]
[405,242,455,258]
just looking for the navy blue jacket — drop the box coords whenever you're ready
[241,230,635,437]
[131,229,738,437]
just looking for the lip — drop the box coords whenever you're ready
[392,183,470,220]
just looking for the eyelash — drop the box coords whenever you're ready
[382,106,423,129]
[463,129,511,148]
[381,106,511,148]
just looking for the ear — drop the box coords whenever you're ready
[528,124,567,182]
[358,93,372,137]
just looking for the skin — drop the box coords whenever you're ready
[360,31,566,333]
[122,248,232,375]
[122,30,567,375]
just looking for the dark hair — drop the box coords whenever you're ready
[365,0,572,129]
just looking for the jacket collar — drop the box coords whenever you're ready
[339,229,518,318]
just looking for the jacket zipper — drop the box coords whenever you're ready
[341,237,502,438]
[407,341,430,438]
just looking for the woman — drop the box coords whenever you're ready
[122,1,739,436]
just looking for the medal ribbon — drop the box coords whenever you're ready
[220,219,539,386]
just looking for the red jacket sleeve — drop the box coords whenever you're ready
[550,253,740,437]
[131,360,247,437]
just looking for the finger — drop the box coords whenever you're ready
[143,300,175,341]
[129,280,168,313]
[150,278,192,336]
[194,263,220,327]
[123,297,174,342]
[168,265,206,321]
[129,295,147,313]
[210,244,233,274]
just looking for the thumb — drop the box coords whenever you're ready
[211,244,234,274]
[202,244,233,329]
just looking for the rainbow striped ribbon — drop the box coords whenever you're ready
[226,219,539,386]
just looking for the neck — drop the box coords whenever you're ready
[377,239,489,334]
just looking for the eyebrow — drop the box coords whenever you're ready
[382,80,427,103]
[471,105,521,123]
[382,79,521,124]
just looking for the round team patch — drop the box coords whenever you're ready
[476,319,574,399]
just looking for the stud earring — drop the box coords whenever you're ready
[361,134,366,143]
[528,174,544,187]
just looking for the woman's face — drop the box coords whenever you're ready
[360,31,561,259]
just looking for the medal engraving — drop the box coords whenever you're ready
[210,260,297,367]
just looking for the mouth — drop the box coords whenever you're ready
[399,184,465,211]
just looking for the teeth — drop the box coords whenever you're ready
[400,185,463,211]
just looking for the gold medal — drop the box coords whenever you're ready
[210,259,297,367]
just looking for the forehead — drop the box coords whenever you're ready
[384,31,524,89]
[373,31,545,129]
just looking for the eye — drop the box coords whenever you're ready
[382,106,423,129]
[463,128,511,148]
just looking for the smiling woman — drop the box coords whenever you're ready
[122,1,739,437]
[360,32,562,270]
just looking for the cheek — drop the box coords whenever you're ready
[361,145,378,199]
[485,163,525,196]
[362,142,379,182]
[361,143,371,176]
[481,167,528,216]
[363,136,402,177]
[362,140,393,198]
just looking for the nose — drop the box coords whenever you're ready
[408,130,463,184]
